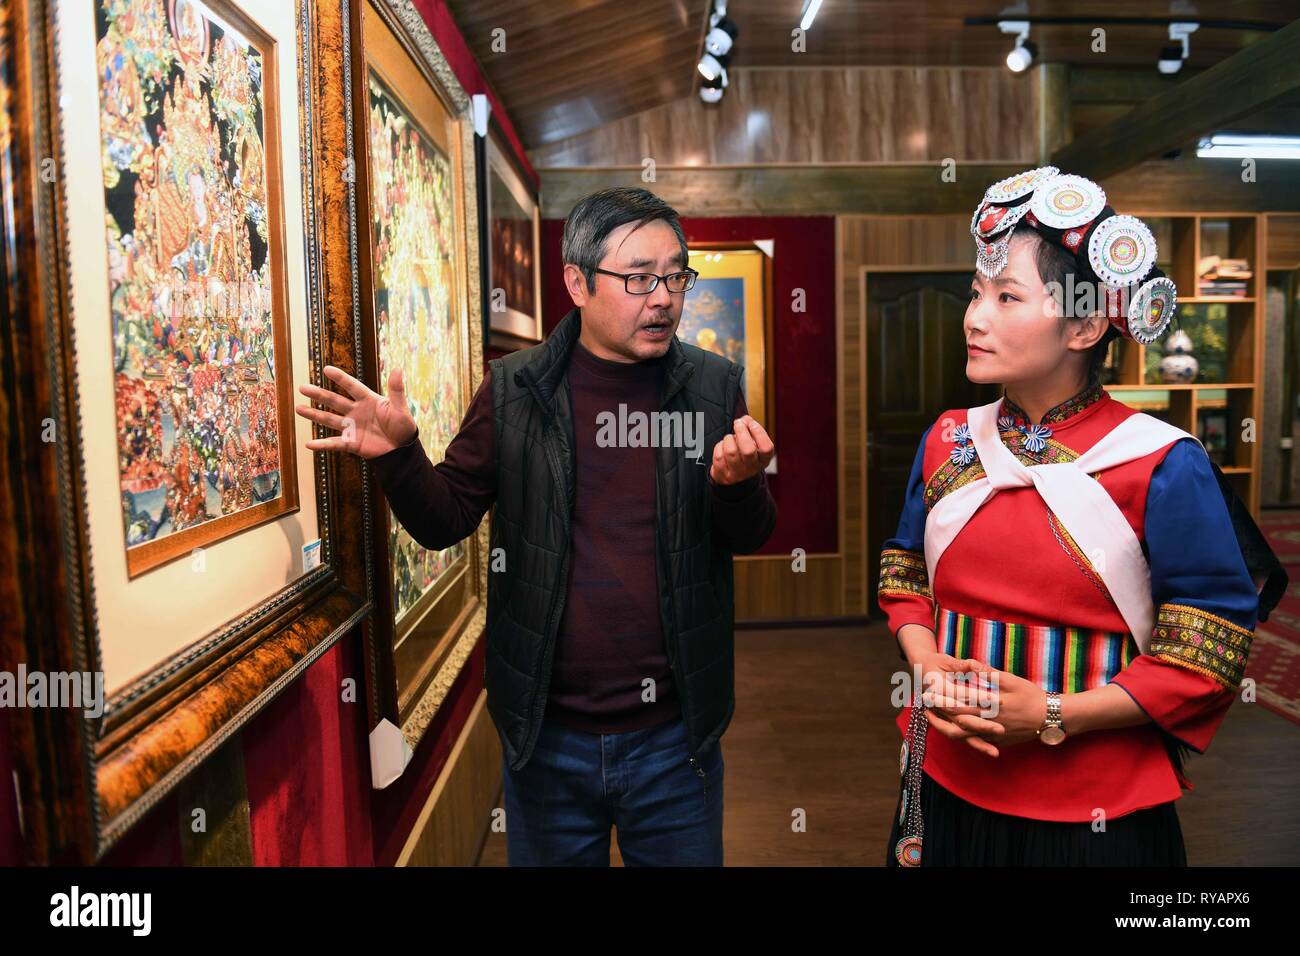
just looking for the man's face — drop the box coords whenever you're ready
[565,218,688,363]
[964,235,1075,386]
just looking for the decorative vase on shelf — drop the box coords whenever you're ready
[1159,330,1199,384]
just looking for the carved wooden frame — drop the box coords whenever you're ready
[349,0,487,760]
[0,0,372,861]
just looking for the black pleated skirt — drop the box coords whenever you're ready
[886,771,1188,867]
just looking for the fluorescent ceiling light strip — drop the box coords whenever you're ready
[1198,133,1300,159]
[1209,134,1300,147]
[801,0,823,31]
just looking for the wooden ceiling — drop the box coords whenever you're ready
[444,0,1300,149]
[725,1,1298,68]
[443,0,709,148]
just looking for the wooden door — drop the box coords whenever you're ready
[865,272,998,614]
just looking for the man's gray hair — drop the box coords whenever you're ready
[561,187,689,293]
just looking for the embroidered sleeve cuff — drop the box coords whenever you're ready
[879,548,931,601]
[878,548,937,644]
[1150,602,1254,689]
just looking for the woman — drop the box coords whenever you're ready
[878,167,1260,866]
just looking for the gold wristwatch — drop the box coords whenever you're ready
[1037,691,1066,745]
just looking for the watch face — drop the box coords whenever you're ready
[1040,725,1066,745]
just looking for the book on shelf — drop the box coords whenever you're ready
[1197,255,1252,280]
[1197,282,1249,297]
[1196,255,1252,296]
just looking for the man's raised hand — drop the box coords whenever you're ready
[295,365,417,460]
[709,415,775,485]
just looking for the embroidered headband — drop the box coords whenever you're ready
[971,166,1177,345]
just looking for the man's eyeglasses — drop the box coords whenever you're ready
[593,267,699,295]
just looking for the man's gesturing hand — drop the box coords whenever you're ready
[709,415,774,485]
[295,365,417,460]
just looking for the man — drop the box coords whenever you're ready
[295,187,777,865]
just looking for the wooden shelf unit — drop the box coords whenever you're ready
[1101,212,1265,516]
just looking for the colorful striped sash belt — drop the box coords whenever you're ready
[935,606,1139,693]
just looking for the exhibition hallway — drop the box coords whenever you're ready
[4,0,1298,877]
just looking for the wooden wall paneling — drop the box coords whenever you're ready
[1267,214,1300,269]
[1033,63,1073,163]
[539,164,1024,218]
[539,160,1300,220]
[734,554,844,620]
[838,217,868,615]
[529,67,1038,169]
[396,690,501,866]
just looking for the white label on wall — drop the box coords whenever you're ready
[303,539,322,573]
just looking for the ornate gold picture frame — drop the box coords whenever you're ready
[350,0,486,766]
[0,0,372,860]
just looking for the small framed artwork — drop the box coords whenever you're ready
[1,0,371,860]
[484,123,542,349]
[1198,405,1230,466]
[679,241,775,439]
[350,0,487,765]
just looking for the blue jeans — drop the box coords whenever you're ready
[501,715,724,866]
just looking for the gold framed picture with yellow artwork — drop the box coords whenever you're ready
[350,0,486,766]
[679,241,775,439]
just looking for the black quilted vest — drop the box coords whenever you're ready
[486,308,742,771]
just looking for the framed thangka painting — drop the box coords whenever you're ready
[366,69,465,624]
[97,0,298,577]
[352,0,486,762]
[679,241,775,439]
[1,0,371,860]
[485,123,542,348]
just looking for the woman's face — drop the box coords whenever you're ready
[964,234,1075,387]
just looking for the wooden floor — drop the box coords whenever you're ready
[477,622,1300,866]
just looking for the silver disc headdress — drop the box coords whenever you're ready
[971,167,1176,345]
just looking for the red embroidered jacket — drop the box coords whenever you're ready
[879,382,1257,822]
